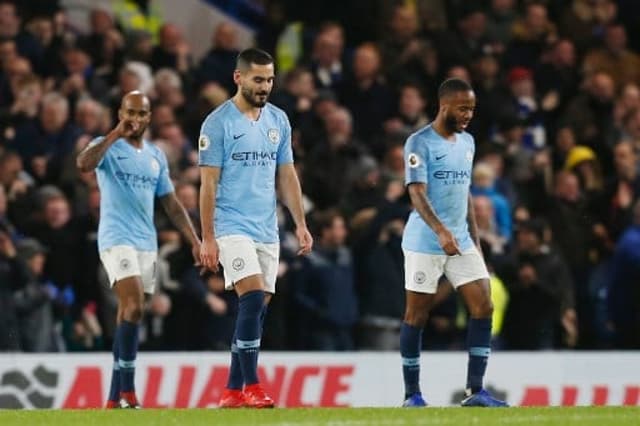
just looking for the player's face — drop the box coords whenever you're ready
[443,90,476,133]
[237,63,275,108]
[119,95,151,138]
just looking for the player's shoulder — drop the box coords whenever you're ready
[202,99,234,127]
[458,130,475,145]
[264,102,291,125]
[405,124,434,149]
[143,140,166,159]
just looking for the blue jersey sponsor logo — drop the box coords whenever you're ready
[231,151,278,166]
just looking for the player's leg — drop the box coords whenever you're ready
[106,305,123,408]
[446,248,508,407]
[113,275,145,408]
[400,250,443,407]
[233,274,274,407]
[217,236,273,408]
[100,246,143,409]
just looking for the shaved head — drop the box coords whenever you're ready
[119,90,151,139]
[120,90,150,110]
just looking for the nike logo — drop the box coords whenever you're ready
[435,154,447,161]
[233,133,246,140]
[116,156,128,160]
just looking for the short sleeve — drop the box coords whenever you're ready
[88,136,107,169]
[405,134,428,185]
[155,150,174,197]
[276,115,293,165]
[198,113,225,167]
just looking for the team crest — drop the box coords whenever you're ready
[199,134,210,151]
[120,258,131,271]
[407,153,420,168]
[267,128,279,144]
[466,150,473,162]
[414,271,426,284]
[232,257,245,271]
[150,158,160,172]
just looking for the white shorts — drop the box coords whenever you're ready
[217,235,279,294]
[404,246,489,294]
[100,245,158,294]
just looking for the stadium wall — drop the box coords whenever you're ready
[0,352,638,409]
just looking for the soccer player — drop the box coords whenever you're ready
[400,78,508,407]
[198,48,312,408]
[76,91,201,409]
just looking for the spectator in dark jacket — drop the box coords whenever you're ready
[291,209,358,350]
[499,219,577,349]
[0,228,28,351]
[13,238,63,352]
[195,22,240,95]
[607,200,640,349]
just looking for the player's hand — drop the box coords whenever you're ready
[191,240,205,271]
[437,228,461,256]
[200,237,219,272]
[114,118,139,138]
[295,226,313,256]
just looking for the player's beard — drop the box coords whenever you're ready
[444,113,459,133]
[241,86,269,108]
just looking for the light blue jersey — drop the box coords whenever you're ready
[94,138,174,252]
[402,124,475,254]
[198,100,293,243]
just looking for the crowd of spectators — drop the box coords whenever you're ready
[1,0,639,353]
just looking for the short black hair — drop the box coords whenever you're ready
[438,78,473,100]
[237,48,274,70]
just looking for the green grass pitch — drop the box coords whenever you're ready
[0,407,639,426]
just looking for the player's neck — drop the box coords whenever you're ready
[432,117,455,141]
[232,94,262,121]
[125,137,143,149]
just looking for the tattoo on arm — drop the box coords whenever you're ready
[161,193,198,245]
[76,130,119,172]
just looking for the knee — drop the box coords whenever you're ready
[469,298,493,319]
[403,308,429,328]
[122,299,144,323]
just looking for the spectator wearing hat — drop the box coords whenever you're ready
[500,66,546,150]
[564,145,604,199]
[13,237,66,352]
[499,219,577,349]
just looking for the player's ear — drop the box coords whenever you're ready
[233,69,242,86]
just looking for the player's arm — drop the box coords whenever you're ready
[407,183,461,255]
[467,193,481,248]
[277,163,313,255]
[76,118,134,172]
[199,166,221,271]
[159,192,200,248]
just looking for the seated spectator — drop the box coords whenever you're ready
[471,162,512,242]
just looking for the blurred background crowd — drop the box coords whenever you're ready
[1,0,639,353]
